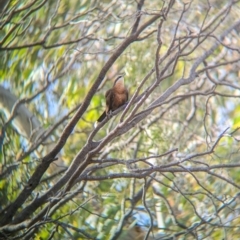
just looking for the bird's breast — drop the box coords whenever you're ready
[112,91,128,110]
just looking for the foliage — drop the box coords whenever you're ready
[1,0,240,239]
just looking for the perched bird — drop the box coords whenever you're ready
[95,75,128,125]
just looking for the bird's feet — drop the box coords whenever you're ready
[106,110,113,119]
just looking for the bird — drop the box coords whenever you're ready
[95,75,128,126]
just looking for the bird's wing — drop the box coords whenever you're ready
[105,89,114,113]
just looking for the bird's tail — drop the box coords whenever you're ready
[97,111,106,122]
[94,111,106,128]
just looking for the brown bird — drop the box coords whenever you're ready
[96,75,128,125]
